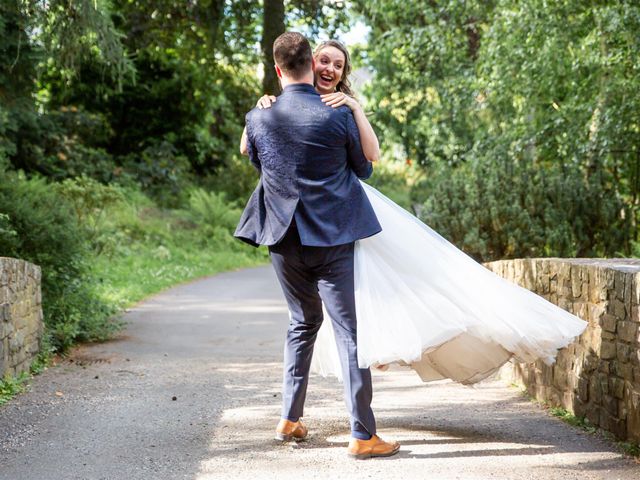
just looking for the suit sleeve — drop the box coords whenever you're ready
[245,112,261,173]
[345,110,373,179]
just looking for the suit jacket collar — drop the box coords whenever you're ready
[282,83,317,95]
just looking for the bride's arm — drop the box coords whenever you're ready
[240,95,277,156]
[240,127,249,156]
[321,93,380,163]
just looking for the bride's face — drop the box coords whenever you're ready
[314,46,345,94]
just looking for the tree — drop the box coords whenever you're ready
[356,0,639,260]
[262,0,285,95]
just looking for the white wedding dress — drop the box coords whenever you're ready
[310,181,588,385]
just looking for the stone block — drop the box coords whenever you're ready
[627,392,640,443]
[587,405,601,426]
[624,274,633,307]
[617,362,633,380]
[610,377,625,399]
[0,286,8,304]
[600,341,617,360]
[561,391,575,411]
[600,339,617,360]
[602,314,617,333]
[616,343,631,364]
[574,399,589,418]
[633,273,640,305]
[571,268,583,299]
[555,350,572,370]
[618,321,637,343]
[558,297,572,312]
[578,377,589,402]
[8,330,24,353]
[590,376,603,404]
[590,302,606,319]
[553,366,569,389]
[14,359,30,376]
[26,340,40,355]
[603,394,619,416]
[599,373,610,395]
[579,354,591,371]
[0,321,12,339]
[614,271,627,300]
[537,274,550,294]
[573,303,588,322]
[0,303,10,322]
[0,264,7,287]
[610,298,627,319]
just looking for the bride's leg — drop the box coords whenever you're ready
[315,242,377,441]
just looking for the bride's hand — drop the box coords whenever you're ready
[321,92,360,111]
[256,95,277,109]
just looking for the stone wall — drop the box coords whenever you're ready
[0,257,44,378]
[485,258,640,443]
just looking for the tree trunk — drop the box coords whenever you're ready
[261,0,285,95]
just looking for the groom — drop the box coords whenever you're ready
[234,32,399,459]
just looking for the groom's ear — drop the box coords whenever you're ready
[275,65,283,79]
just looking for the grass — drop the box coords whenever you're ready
[511,383,640,460]
[90,185,270,310]
[0,349,52,406]
[93,242,267,309]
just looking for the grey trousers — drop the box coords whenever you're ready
[269,221,376,440]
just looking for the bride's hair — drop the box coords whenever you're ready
[314,40,354,97]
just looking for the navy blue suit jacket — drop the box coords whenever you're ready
[234,83,381,247]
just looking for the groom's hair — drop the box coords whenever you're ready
[273,32,312,79]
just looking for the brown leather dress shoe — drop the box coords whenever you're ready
[275,418,308,442]
[347,434,400,459]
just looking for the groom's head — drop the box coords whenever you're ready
[273,32,314,84]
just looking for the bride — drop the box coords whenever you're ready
[242,39,587,386]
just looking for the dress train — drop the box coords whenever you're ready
[310,182,588,385]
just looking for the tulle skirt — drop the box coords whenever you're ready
[310,181,588,385]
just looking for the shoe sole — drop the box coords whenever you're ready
[348,446,400,460]
[274,432,307,442]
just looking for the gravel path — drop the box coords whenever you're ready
[1,266,638,480]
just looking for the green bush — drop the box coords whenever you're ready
[118,139,194,208]
[56,175,125,255]
[414,156,627,262]
[0,172,118,351]
[187,188,240,231]
[201,154,262,204]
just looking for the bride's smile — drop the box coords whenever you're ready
[315,45,345,94]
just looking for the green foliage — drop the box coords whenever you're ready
[202,154,263,204]
[30,0,135,88]
[0,343,53,406]
[358,0,640,260]
[0,172,118,351]
[549,406,597,433]
[364,160,414,210]
[91,183,267,309]
[0,371,30,406]
[119,139,194,208]
[56,175,125,254]
[188,189,241,232]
